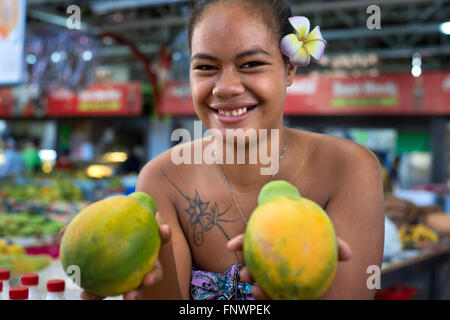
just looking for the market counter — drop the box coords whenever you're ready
[381,238,450,299]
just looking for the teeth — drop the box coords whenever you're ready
[217,107,251,117]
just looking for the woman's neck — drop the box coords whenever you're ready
[212,126,288,190]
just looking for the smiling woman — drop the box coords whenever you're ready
[188,1,295,137]
[79,0,385,301]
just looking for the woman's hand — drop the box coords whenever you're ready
[60,212,172,300]
[227,235,352,300]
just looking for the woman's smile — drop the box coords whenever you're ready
[209,102,259,123]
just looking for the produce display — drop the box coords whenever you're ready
[60,192,160,297]
[0,213,66,237]
[384,193,450,249]
[0,253,53,275]
[399,224,439,248]
[0,240,52,275]
[0,179,84,204]
[243,180,338,300]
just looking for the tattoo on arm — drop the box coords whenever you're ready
[161,169,239,249]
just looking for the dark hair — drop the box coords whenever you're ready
[187,0,294,65]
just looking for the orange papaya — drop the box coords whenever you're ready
[60,192,160,297]
[244,180,338,300]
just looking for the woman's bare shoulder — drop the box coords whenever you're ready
[292,129,382,182]
[136,139,203,196]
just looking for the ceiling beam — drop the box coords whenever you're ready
[27,9,101,35]
[290,0,447,13]
[324,23,443,41]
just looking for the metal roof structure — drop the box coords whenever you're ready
[25,0,450,77]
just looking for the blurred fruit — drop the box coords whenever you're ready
[0,240,7,253]
[1,178,84,203]
[399,223,439,247]
[0,213,66,237]
[5,244,26,254]
[0,253,52,275]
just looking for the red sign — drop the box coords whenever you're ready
[0,87,14,117]
[46,83,142,117]
[284,73,420,115]
[159,71,450,116]
[159,82,195,115]
[423,73,450,113]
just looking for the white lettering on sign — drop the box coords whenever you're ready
[364,81,398,96]
[287,78,318,95]
[333,81,361,96]
[52,88,76,100]
[442,75,450,92]
[170,85,191,98]
[333,80,398,97]
[79,89,122,101]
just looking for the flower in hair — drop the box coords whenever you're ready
[280,16,327,67]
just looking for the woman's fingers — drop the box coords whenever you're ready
[238,265,253,283]
[123,290,139,300]
[123,260,164,300]
[155,211,171,245]
[251,285,271,300]
[141,260,164,286]
[227,234,245,251]
[159,224,171,244]
[80,291,105,300]
[337,237,352,261]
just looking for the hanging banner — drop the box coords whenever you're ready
[422,72,450,113]
[0,88,14,117]
[159,71,450,116]
[284,73,415,115]
[159,82,195,115]
[46,82,142,117]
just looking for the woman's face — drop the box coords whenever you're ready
[190,3,296,137]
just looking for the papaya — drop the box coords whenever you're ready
[243,180,338,300]
[5,244,26,255]
[60,192,161,297]
[0,240,7,253]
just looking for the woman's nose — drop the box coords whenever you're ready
[212,69,245,98]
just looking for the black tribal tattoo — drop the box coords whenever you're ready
[161,169,240,258]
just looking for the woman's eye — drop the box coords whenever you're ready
[195,65,217,71]
[242,61,263,68]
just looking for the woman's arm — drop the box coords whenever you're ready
[132,160,193,300]
[321,143,385,299]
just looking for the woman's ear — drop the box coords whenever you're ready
[285,62,297,87]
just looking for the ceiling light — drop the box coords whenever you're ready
[411,65,422,78]
[26,54,37,65]
[439,21,450,35]
[82,50,93,61]
[50,52,61,63]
